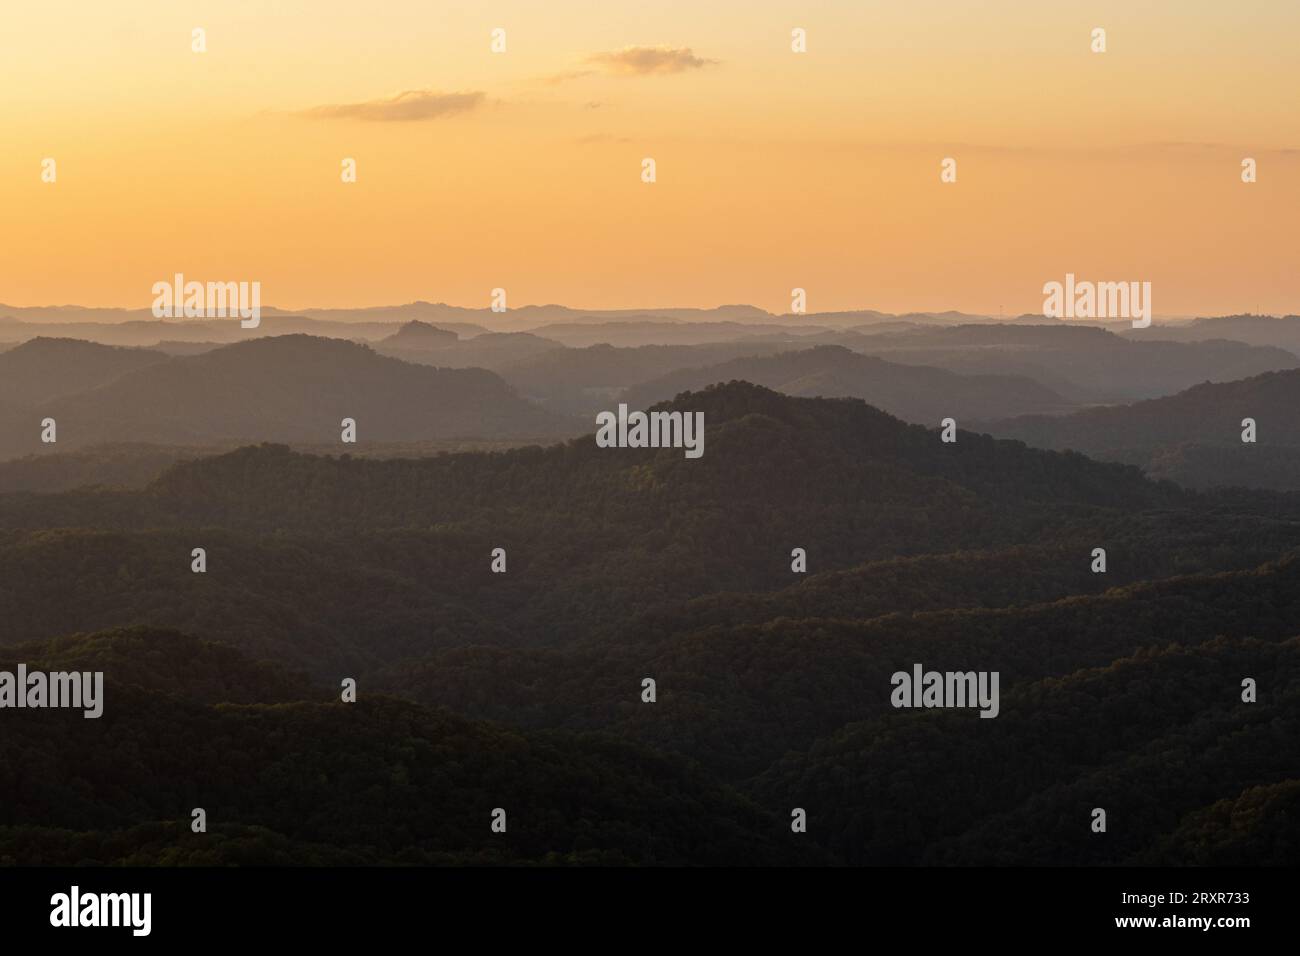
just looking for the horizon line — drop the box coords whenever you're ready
[0,301,1279,324]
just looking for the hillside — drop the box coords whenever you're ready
[983,369,1300,490]
[1,383,1295,678]
[0,443,210,492]
[370,555,1300,779]
[376,327,562,371]
[620,345,1075,423]
[2,383,1297,865]
[377,320,458,347]
[855,323,1298,402]
[751,635,1300,864]
[0,337,167,406]
[497,341,795,414]
[0,628,814,866]
[0,334,575,459]
[1129,314,1300,355]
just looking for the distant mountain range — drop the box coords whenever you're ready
[0,335,575,459]
[0,312,490,349]
[851,323,1298,402]
[498,323,1296,414]
[375,321,562,370]
[620,345,1075,423]
[1129,313,1300,354]
[6,322,1300,494]
[0,337,168,405]
[0,300,993,334]
[982,368,1300,491]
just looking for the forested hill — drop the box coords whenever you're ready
[620,345,1074,423]
[2,384,1297,865]
[0,337,168,406]
[0,627,818,866]
[0,334,575,459]
[0,382,1295,677]
[119,381,1180,527]
[983,369,1300,491]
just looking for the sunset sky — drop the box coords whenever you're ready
[2,0,1297,316]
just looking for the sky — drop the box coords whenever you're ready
[1,0,1297,316]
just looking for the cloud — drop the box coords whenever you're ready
[539,69,597,86]
[298,89,486,122]
[586,46,717,76]
[534,46,717,86]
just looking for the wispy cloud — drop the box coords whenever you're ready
[539,69,597,86]
[587,46,718,75]
[298,89,486,122]
[540,46,718,84]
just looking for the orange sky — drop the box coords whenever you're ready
[1,0,1297,316]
